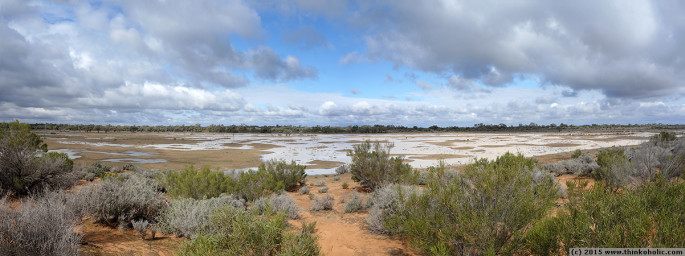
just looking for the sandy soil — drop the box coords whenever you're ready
[288,173,418,256]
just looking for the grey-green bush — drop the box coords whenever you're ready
[365,184,421,234]
[0,190,82,256]
[298,186,310,194]
[317,186,329,193]
[543,153,598,176]
[157,194,245,239]
[344,191,365,213]
[335,164,349,175]
[310,194,334,211]
[76,173,167,227]
[251,193,300,219]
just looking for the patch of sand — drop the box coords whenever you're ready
[79,218,183,256]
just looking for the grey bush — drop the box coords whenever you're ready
[366,184,421,234]
[335,164,349,175]
[318,186,329,193]
[157,194,245,239]
[252,193,300,219]
[344,191,365,213]
[76,173,167,227]
[132,219,149,240]
[298,186,310,194]
[544,153,599,176]
[0,191,82,256]
[310,194,334,211]
[314,180,326,187]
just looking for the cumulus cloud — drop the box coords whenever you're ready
[355,0,685,99]
[249,47,317,82]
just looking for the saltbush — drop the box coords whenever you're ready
[310,194,334,211]
[251,193,301,219]
[76,173,167,227]
[335,164,349,175]
[317,186,329,193]
[544,153,599,176]
[298,186,310,194]
[0,190,81,256]
[365,184,420,234]
[348,140,413,190]
[157,194,245,239]
[344,191,365,213]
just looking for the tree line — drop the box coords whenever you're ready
[20,122,685,134]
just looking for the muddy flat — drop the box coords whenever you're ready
[40,131,655,174]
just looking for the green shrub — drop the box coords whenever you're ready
[594,148,633,188]
[76,173,167,227]
[524,178,685,255]
[0,190,82,256]
[234,160,307,202]
[348,140,413,190]
[383,153,558,255]
[162,166,237,199]
[259,159,307,191]
[177,207,320,255]
[342,182,349,189]
[0,121,77,195]
[80,162,112,181]
[365,184,420,234]
[157,194,245,239]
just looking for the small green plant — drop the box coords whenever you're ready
[342,182,349,189]
[332,176,341,181]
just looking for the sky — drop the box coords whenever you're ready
[1,0,684,127]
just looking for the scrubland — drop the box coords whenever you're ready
[2,121,684,255]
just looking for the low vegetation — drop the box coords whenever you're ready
[524,178,685,254]
[3,121,685,255]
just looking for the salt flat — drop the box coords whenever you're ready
[42,131,656,174]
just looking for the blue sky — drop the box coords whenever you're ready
[1,0,684,126]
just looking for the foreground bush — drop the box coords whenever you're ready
[0,121,77,195]
[178,207,320,255]
[348,140,413,190]
[366,184,421,234]
[76,173,167,227]
[157,194,245,239]
[524,178,685,255]
[0,191,81,256]
[162,166,237,199]
[252,193,301,219]
[381,153,559,255]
